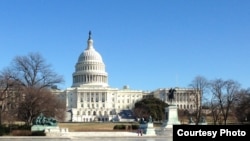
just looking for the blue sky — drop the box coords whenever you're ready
[0,0,249,91]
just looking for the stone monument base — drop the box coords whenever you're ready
[162,104,180,130]
[198,122,207,125]
[31,125,68,136]
[145,123,156,136]
[31,125,49,132]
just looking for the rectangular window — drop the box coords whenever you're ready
[102,95,105,102]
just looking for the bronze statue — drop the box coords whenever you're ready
[139,117,146,124]
[88,30,92,40]
[189,117,194,123]
[168,88,176,104]
[33,113,57,126]
[148,115,153,123]
[199,116,206,123]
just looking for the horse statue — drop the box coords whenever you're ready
[33,113,57,126]
[168,88,176,104]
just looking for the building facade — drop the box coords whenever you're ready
[55,32,200,122]
[152,88,200,112]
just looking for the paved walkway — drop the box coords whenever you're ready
[62,131,161,137]
[0,129,173,141]
[0,137,172,141]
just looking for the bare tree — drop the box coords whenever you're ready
[189,75,208,124]
[0,68,23,125]
[209,95,222,125]
[209,79,240,125]
[1,52,65,125]
[17,87,66,125]
[234,88,250,123]
[12,52,64,89]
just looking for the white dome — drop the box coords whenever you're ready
[72,31,108,87]
[77,40,103,63]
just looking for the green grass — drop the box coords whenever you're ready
[58,122,139,132]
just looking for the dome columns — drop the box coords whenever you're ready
[73,74,108,84]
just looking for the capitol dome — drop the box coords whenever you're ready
[72,31,108,87]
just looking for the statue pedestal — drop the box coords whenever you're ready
[31,113,68,136]
[198,116,207,125]
[198,122,207,125]
[145,123,156,136]
[31,125,61,132]
[31,125,68,136]
[162,105,180,129]
[139,122,156,136]
[31,125,49,132]
[44,126,60,132]
[45,126,69,137]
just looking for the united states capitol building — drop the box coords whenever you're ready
[53,32,200,122]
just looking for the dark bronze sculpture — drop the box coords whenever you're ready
[139,117,146,124]
[199,116,206,123]
[88,30,92,39]
[189,117,194,123]
[33,113,57,126]
[168,88,176,104]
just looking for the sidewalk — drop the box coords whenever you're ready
[65,131,136,137]
[61,131,160,137]
[37,127,170,138]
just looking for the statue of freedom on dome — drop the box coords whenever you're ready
[88,30,92,39]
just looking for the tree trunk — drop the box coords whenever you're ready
[0,109,2,125]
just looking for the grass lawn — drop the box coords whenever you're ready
[58,122,139,132]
